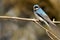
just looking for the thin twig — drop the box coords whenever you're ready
[53,21,60,24]
[53,18,60,23]
[46,30,54,40]
[0,16,60,39]
[0,16,37,22]
[0,16,60,23]
[34,21,60,40]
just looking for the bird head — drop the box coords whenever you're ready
[33,4,40,11]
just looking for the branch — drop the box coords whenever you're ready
[34,21,60,40]
[0,16,60,39]
[53,18,60,24]
[0,16,37,22]
[0,16,60,23]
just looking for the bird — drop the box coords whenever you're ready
[33,4,58,27]
[33,4,59,30]
[33,4,60,39]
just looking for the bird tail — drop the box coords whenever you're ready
[46,20,60,39]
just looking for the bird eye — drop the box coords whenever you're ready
[34,6,38,8]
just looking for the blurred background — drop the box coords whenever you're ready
[0,0,60,40]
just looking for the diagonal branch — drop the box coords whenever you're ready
[34,21,60,40]
[0,16,60,39]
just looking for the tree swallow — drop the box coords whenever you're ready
[33,4,55,26]
[33,4,60,39]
